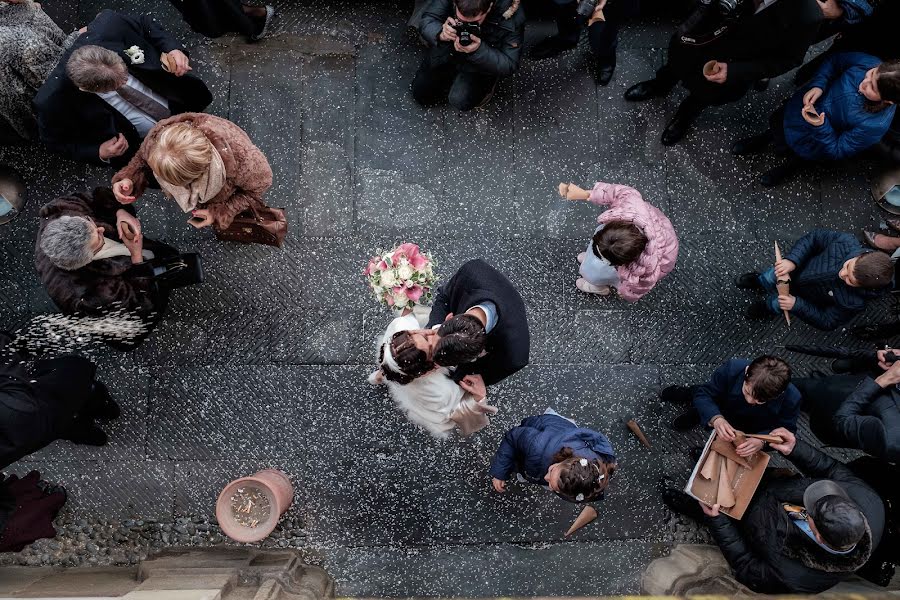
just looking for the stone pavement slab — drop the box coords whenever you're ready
[1,0,896,596]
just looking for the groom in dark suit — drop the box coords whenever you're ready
[34,9,212,166]
[425,259,531,395]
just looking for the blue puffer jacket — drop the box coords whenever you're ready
[783,229,885,330]
[488,414,615,502]
[784,52,896,161]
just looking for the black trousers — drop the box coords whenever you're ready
[793,375,865,447]
[655,34,753,107]
[169,0,259,38]
[552,0,637,59]
[412,53,499,112]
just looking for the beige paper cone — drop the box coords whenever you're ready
[565,505,598,537]
[588,6,606,24]
[700,449,718,480]
[710,439,752,470]
[703,60,720,77]
[160,52,174,73]
[717,460,736,508]
[725,457,738,484]
[733,431,746,448]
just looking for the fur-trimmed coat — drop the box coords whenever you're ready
[34,187,170,318]
[112,113,273,230]
[587,182,679,302]
[705,440,884,594]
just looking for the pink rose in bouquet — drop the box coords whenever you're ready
[363,243,438,311]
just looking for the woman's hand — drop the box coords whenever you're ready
[803,87,823,108]
[735,437,764,457]
[558,182,590,201]
[188,209,214,229]
[774,259,795,279]
[115,209,141,240]
[802,106,826,127]
[112,179,136,204]
[491,478,507,493]
[712,416,736,442]
[460,374,486,401]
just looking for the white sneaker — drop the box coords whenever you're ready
[576,278,611,295]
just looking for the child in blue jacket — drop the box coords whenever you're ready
[489,410,616,503]
[732,53,900,186]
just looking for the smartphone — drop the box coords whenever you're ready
[188,216,205,226]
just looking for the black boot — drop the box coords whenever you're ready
[852,321,900,341]
[88,381,121,420]
[624,78,672,101]
[760,159,800,187]
[661,97,703,146]
[731,131,773,156]
[735,272,763,290]
[66,422,108,446]
[592,55,616,86]
[662,487,706,521]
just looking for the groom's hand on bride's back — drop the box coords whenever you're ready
[460,374,486,400]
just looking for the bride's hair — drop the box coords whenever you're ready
[380,330,433,385]
[434,314,486,367]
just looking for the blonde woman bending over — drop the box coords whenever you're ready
[111,113,273,230]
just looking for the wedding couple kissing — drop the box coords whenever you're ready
[369,259,530,438]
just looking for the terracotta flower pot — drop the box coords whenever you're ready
[215,469,293,543]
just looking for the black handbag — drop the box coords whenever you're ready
[128,253,204,290]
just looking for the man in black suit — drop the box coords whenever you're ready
[623,0,837,145]
[412,259,530,396]
[33,10,212,166]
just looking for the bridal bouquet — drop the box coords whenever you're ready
[364,243,437,310]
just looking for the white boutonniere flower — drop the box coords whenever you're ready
[124,45,145,65]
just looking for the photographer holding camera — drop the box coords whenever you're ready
[531,0,637,86]
[413,0,525,111]
[624,0,839,145]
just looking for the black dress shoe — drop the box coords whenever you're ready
[731,131,773,156]
[760,160,799,187]
[670,409,700,431]
[852,321,900,341]
[662,487,706,521]
[593,55,616,86]
[661,385,692,403]
[624,79,669,102]
[747,300,771,320]
[67,423,108,447]
[90,381,121,420]
[735,272,763,290]
[661,106,700,146]
[530,35,577,60]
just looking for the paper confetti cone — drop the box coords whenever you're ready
[700,449,719,481]
[717,460,736,508]
[565,505,598,537]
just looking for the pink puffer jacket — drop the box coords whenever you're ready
[589,181,679,302]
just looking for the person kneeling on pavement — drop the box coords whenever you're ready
[413,0,525,111]
[736,229,893,330]
[1,331,120,457]
[663,428,884,594]
[35,187,201,347]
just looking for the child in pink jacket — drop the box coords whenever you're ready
[560,181,679,301]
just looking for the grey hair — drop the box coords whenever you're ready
[66,45,127,92]
[41,216,96,271]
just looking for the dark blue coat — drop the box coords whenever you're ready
[782,229,884,331]
[693,360,802,435]
[488,414,615,501]
[784,53,896,162]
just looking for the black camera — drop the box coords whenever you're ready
[453,20,482,47]
[678,0,751,45]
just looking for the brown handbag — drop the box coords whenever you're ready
[215,206,287,248]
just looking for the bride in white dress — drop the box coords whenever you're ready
[368,311,497,438]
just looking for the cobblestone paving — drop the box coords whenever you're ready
[0,0,892,595]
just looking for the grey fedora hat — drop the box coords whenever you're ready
[0,166,26,225]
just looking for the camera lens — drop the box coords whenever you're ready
[459,30,471,46]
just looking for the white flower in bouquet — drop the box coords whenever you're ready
[397,264,414,281]
[364,242,438,310]
[380,269,397,288]
[392,289,410,308]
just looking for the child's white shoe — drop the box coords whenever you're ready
[576,278,611,296]
[577,252,586,264]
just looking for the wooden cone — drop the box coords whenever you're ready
[700,449,718,480]
[565,505,598,537]
[717,460,736,508]
[774,241,791,326]
[626,419,652,449]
